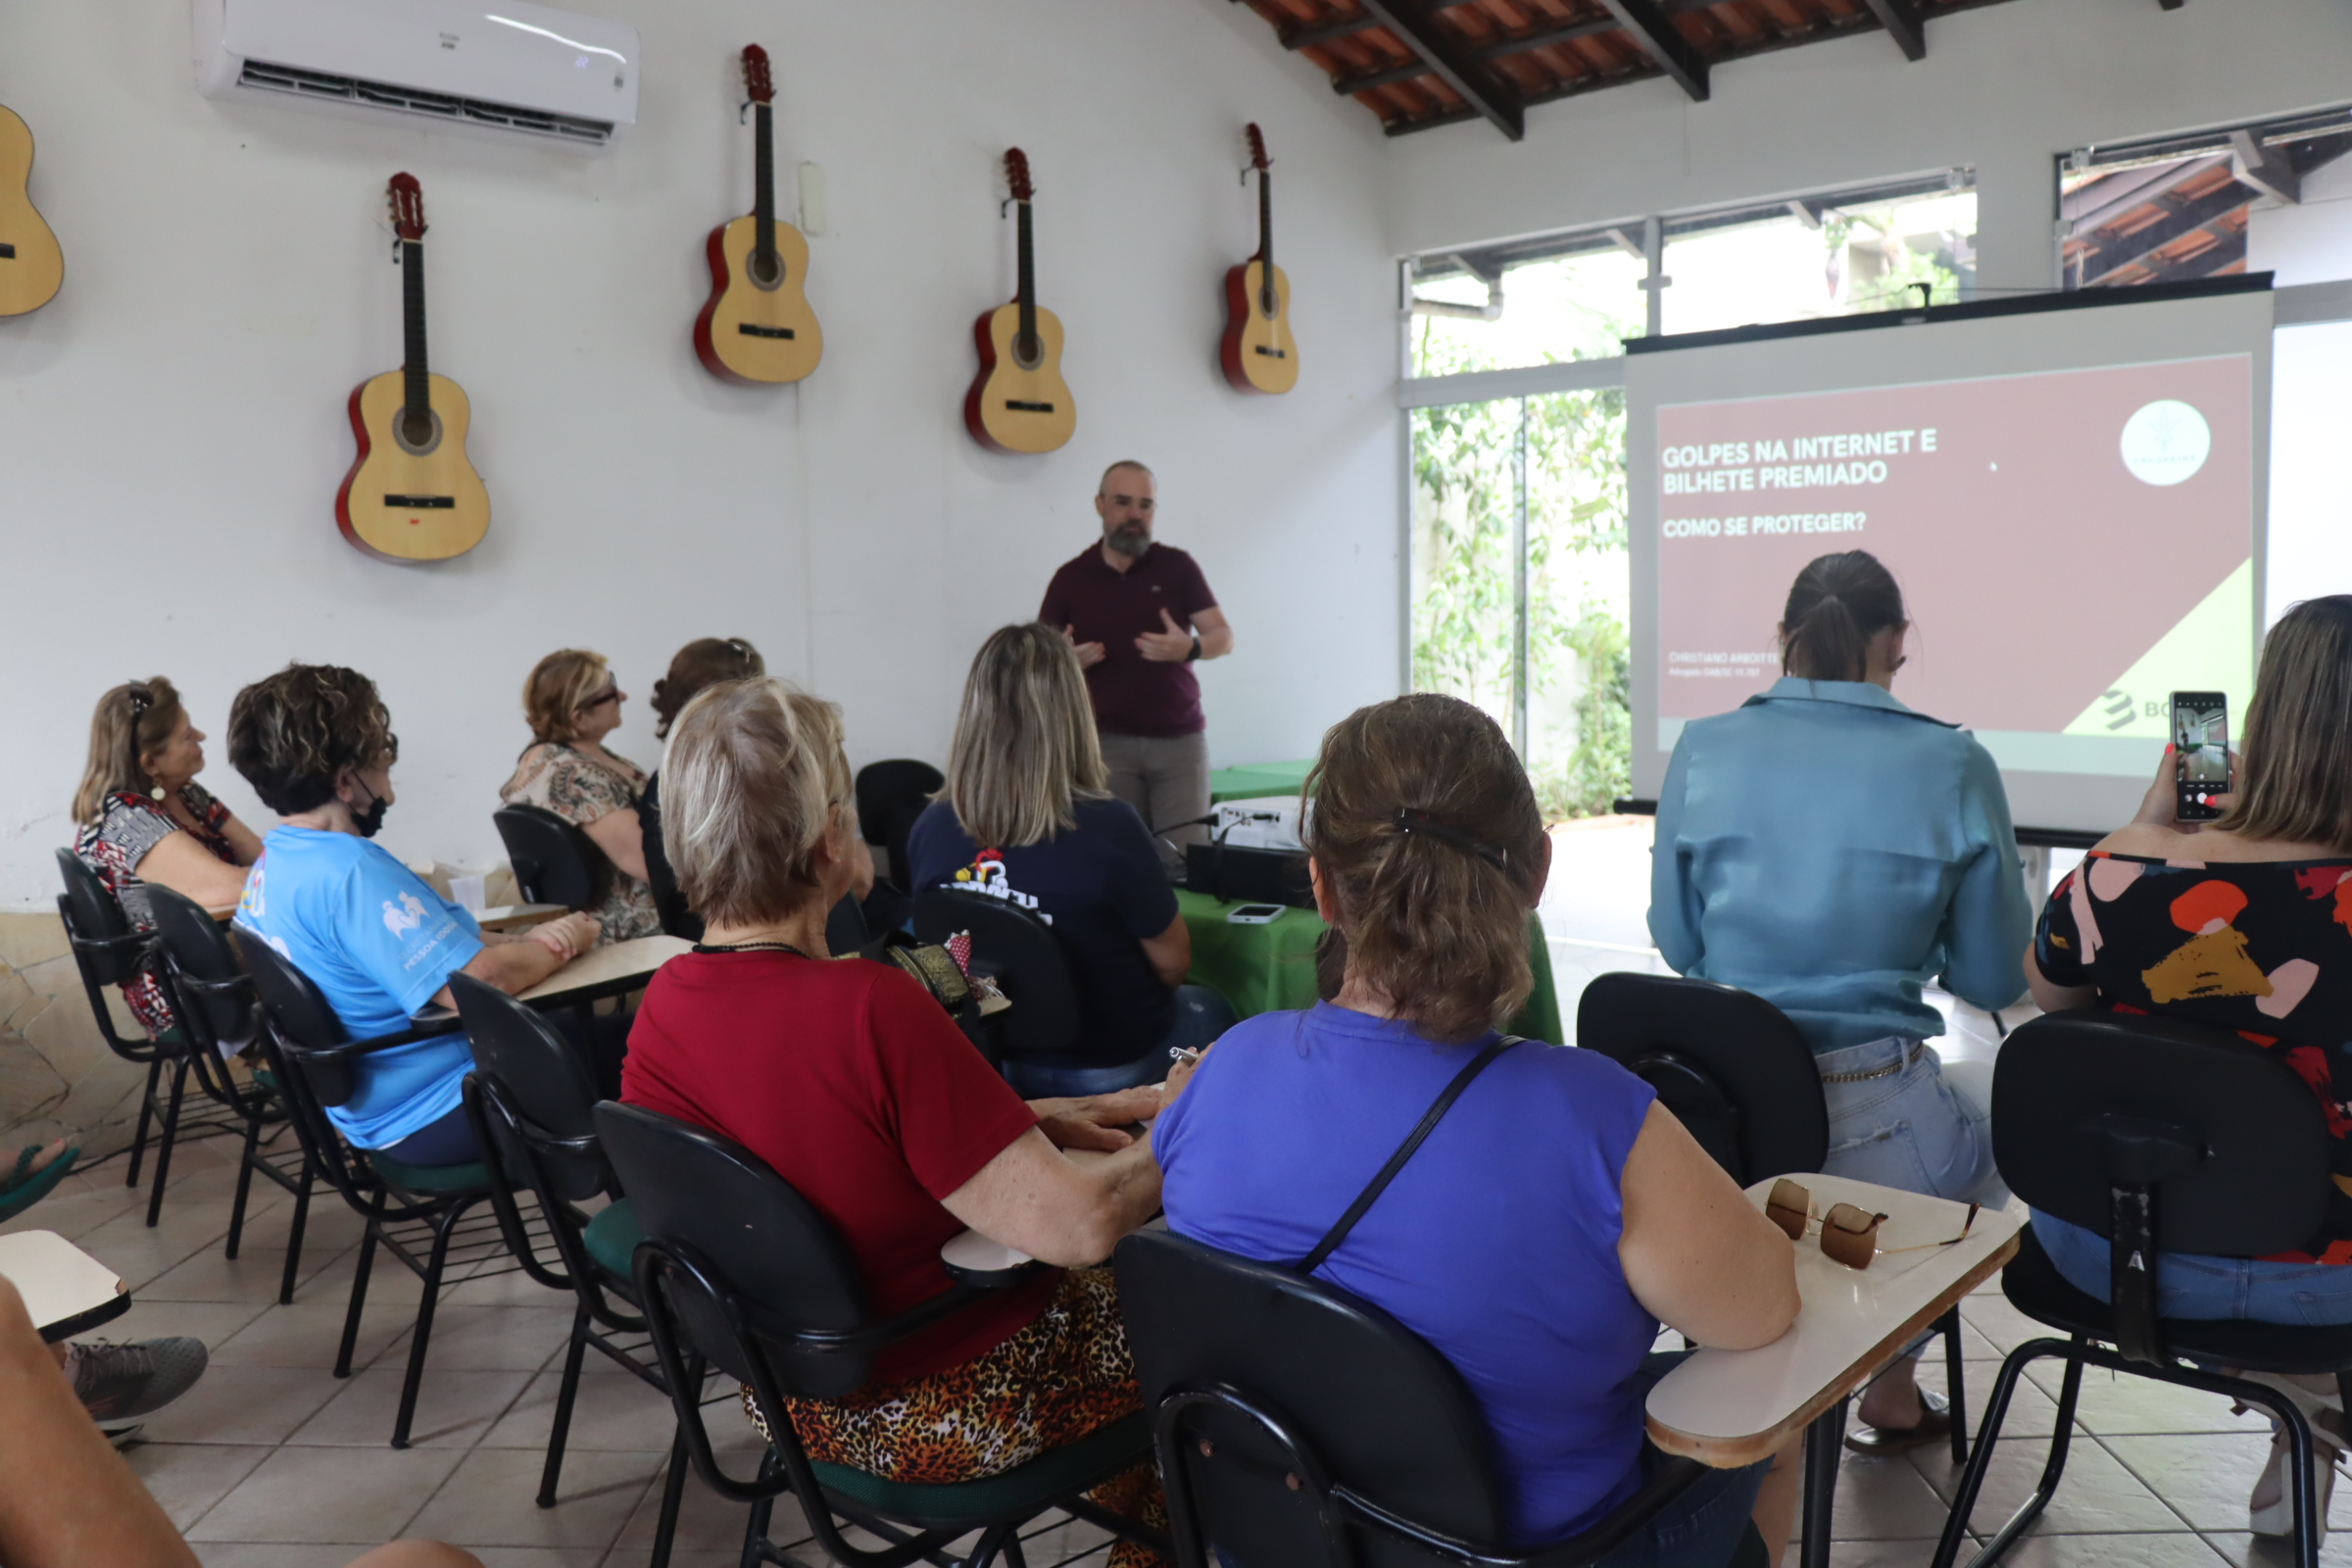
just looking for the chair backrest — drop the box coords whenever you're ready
[493,805,609,912]
[1995,1010,2329,1256]
[232,926,372,1110]
[854,760,944,891]
[53,847,144,985]
[148,886,259,1054]
[449,974,609,1202]
[1116,1229,1504,1568]
[594,1101,876,1398]
[910,886,1082,1056]
[1577,972,1829,1184]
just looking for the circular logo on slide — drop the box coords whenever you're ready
[2119,400,2212,486]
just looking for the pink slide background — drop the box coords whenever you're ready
[1657,354,2251,732]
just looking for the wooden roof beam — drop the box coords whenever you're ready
[1596,0,1709,100]
[1354,0,1526,138]
[1858,0,1926,60]
[1281,8,1388,51]
[1332,14,1621,95]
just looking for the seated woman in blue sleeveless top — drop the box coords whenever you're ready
[1153,694,1802,1568]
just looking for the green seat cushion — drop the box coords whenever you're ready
[809,1411,1151,1523]
[366,1152,492,1193]
[584,1200,640,1281]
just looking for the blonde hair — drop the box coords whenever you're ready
[73,678,189,824]
[1303,694,1545,1044]
[941,624,1108,849]
[662,678,848,928]
[2219,596,2352,853]
[522,650,612,746]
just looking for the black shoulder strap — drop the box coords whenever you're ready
[1294,1035,1522,1276]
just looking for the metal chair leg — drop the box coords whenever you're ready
[1942,1339,2083,1568]
[126,1058,161,1189]
[648,1419,690,1568]
[538,1310,591,1506]
[741,1448,781,1568]
[1940,1304,1971,1464]
[276,1155,313,1305]
[142,1057,192,1228]
[961,1520,1021,1568]
[335,1225,379,1378]
[391,1204,466,1448]
[1800,1396,1848,1568]
[225,1113,263,1260]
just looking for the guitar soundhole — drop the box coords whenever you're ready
[0,244,14,261]
[393,408,444,458]
[1013,334,1043,371]
[749,248,783,289]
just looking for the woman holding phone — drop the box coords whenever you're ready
[1648,549,2032,1453]
[2028,596,2352,1535]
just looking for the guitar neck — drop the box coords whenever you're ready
[1258,168,1273,272]
[1015,200,1037,357]
[752,102,776,269]
[400,238,429,418]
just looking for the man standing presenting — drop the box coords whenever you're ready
[1041,461,1235,871]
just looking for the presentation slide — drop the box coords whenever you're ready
[1625,287,2273,835]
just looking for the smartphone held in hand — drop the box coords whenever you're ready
[2171,690,2232,822]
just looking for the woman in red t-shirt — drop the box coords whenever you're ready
[622,676,1186,1567]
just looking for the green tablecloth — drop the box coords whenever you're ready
[1178,891,1563,1045]
[1207,760,1315,805]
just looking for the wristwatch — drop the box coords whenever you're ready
[1186,633,1202,662]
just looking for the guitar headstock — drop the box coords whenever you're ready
[387,172,426,242]
[1004,148,1033,204]
[1246,122,1270,173]
[742,44,773,105]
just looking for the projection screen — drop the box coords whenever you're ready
[1625,282,2274,838]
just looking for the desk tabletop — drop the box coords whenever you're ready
[1644,1174,2022,1468]
[476,903,568,933]
[515,935,693,1004]
[0,1230,128,1344]
[940,1146,1115,1282]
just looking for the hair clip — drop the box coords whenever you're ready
[124,684,152,716]
[1393,808,1508,870]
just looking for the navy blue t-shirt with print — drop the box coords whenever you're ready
[906,798,1179,1059]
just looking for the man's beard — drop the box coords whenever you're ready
[1105,522,1151,559]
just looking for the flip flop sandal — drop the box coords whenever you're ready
[0,1141,79,1225]
[1842,1388,1953,1455]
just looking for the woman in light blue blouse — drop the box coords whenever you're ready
[1647,549,2030,1453]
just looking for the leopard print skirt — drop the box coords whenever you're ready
[745,1267,1168,1567]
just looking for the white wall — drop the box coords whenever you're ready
[0,0,1398,907]
[1357,0,2352,297]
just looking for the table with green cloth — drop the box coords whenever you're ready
[1177,890,1564,1045]
[1206,760,1315,805]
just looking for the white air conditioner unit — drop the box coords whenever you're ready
[193,0,640,149]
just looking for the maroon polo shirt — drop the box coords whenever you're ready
[1039,542,1219,738]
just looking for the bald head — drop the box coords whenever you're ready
[1098,460,1154,497]
[1095,462,1157,560]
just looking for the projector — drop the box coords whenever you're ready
[1210,795,1308,851]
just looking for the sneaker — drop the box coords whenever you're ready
[68,1337,210,1432]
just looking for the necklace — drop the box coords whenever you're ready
[694,940,812,958]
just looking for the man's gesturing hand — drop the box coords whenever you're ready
[1136,608,1194,663]
[1062,624,1107,669]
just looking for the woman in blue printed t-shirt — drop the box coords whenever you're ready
[225,663,610,1166]
[1154,694,1802,1568]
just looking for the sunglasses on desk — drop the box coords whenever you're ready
[1765,1178,1980,1270]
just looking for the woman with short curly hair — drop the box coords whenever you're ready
[229,663,605,1162]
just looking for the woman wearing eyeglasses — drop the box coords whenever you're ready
[499,649,662,946]
[71,678,265,1041]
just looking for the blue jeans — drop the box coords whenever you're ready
[2034,1211,2352,1326]
[1817,1036,2007,1208]
[1003,985,1237,1098]
[1592,1354,1770,1568]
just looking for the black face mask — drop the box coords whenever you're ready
[352,782,391,840]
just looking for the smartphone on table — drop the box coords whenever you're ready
[2170,690,2232,821]
[1225,903,1286,925]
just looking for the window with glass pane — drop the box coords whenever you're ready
[1409,390,1629,819]
[1660,175,1976,334]
[2062,107,2352,291]
[1408,243,1646,378]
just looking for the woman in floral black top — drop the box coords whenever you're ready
[70,679,263,1039]
[2028,596,2352,1535]
[500,650,662,945]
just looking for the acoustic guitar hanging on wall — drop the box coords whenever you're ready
[964,148,1075,454]
[1220,123,1297,395]
[335,173,490,564]
[0,101,64,318]
[694,44,821,385]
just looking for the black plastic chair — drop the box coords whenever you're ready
[1932,1011,2347,1568]
[597,1100,1166,1568]
[1115,1228,1767,1568]
[494,804,610,912]
[237,930,548,1448]
[910,886,1102,1072]
[450,976,690,1568]
[53,849,235,1225]
[147,887,317,1303]
[855,760,944,894]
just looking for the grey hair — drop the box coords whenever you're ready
[1098,460,1154,495]
[941,624,1108,848]
[661,677,850,927]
